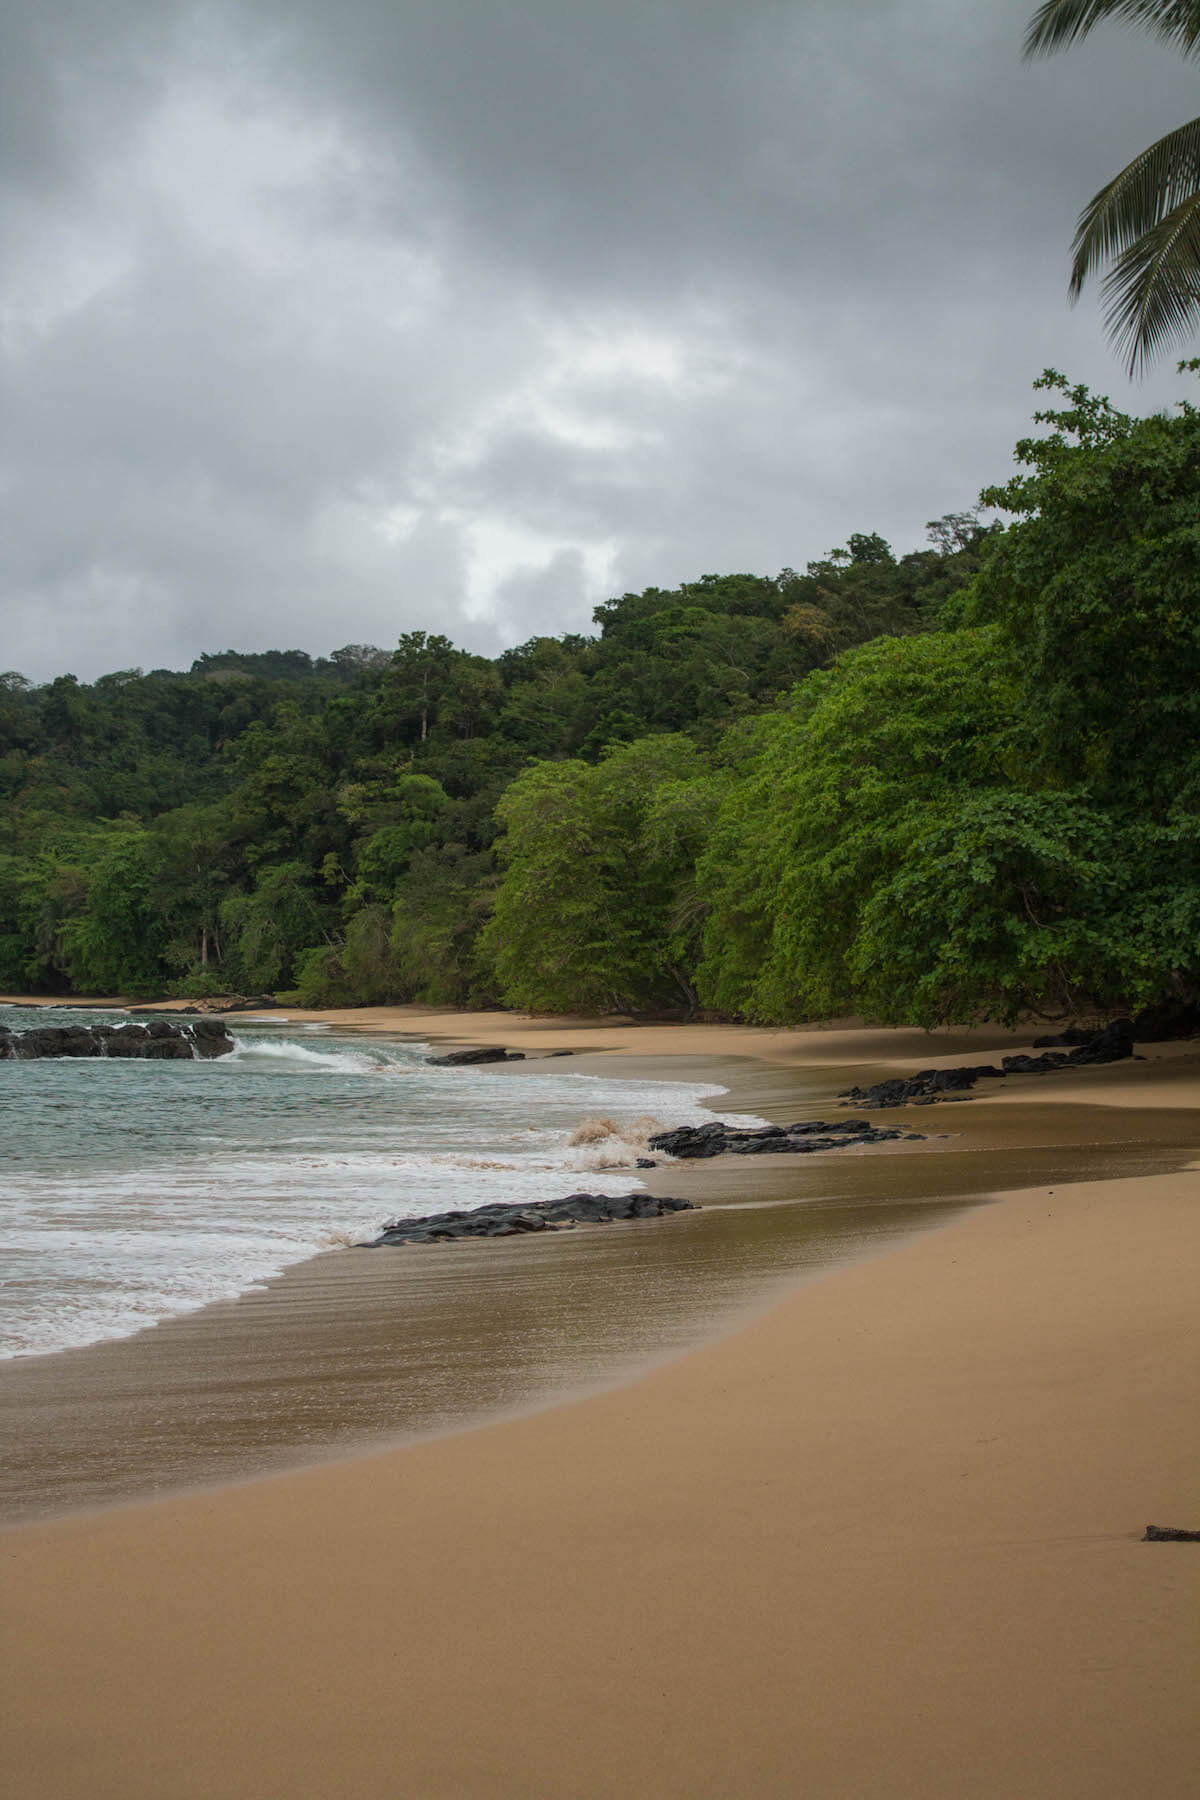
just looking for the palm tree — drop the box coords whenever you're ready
[1024,0,1200,372]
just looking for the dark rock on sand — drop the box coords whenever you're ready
[840,1020,1135,1108]
[839,1067,1005,1109]
[425,1046,526,1066]
[1036,1014,1190,1053]
[1143,1524,1200,1541]
[646,1118,917,1159]
[1130,999,1200,1041]
[364,1190,696,1245]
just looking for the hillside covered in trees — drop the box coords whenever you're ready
[3,373,1197,1027]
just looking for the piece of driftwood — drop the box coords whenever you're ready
[1143,1524,1200,1541]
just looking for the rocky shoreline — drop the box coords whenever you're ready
[364,1119,928,1247]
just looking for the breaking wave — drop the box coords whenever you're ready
[227,1035,427,1077]
[1,1008,769,1360]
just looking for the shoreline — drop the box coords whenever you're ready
[0,1016,1010,1522]
[3,1006,1198,1792]
[0,990,1092,1069]
[3,1159,1197,1795]
[4,1009,1200,1517]
[5,1007,1196,1524]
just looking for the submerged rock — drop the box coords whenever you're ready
[425,1046,526,1066]
[0,1018,235,1060]
[363,1190,696,1245]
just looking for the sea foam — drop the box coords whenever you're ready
[0,1011,766,1359]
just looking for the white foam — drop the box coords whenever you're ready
[0,1023,772,1360]
[226,1035,418,1075]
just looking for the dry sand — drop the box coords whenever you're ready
[2,1010,1199,1796]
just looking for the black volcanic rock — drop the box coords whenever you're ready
[645,1118,916,1158]
[1130,1000,1200,1042]
[1039,1002,1200,1048]
[7,1024,102,1058]
[1061,1018,1134,1062]
[839,1021,1134,1108]
[364,1190,696,1245]
[94,1025,155,1058]
[425,1046,526,1066]
[0,1018,234,1060]
[188,1017,238,1057]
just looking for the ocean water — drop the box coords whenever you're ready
[0,1005,762,1360]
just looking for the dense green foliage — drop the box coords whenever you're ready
[0,528,973,1008]
[479,736,714,1014]
[4,373,1197,1026]
[1025,0,1200,371]
[691,372,1200,1025]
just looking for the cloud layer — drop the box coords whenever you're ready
[2,0,1196,680]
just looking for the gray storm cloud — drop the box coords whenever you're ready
[2,0,1197,680]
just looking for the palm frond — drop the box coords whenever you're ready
[1069,114,1200,295]
[1024,0,1200,59]
[1099,189,1200,371]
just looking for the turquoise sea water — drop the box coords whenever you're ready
[0,1005,761,1360]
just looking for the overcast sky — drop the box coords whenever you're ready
[2,0,1196,683]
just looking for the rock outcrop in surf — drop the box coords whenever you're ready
[0,1018,235,1059]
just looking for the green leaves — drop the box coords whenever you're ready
[968,376,1200,805]
[56,832,172,996]
[848,791,1128,1025]
[1025,0,1200,370]
[1070,122,1200,374]
[691,376,1200,1026]
[220,863,330,993]
[1024,1,1200,61]
[479,737,711,1014]
[695,633,1020,1023]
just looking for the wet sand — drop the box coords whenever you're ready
[2,1012,1199,1794]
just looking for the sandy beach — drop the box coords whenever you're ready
[2,1008,1198,1795]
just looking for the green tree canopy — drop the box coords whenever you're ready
[695,632,1022,1024]
[1025,0,1200,369]
[962,371,1200,812]
[480,736,712,1014]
